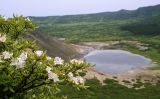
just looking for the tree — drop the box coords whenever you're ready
[0,16,90,98]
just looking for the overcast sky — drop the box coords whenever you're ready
[0,0,160,17]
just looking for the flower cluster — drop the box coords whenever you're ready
[2,51,13,59]
[46,66,59,82]
[68,72,85,85]
[54,57,63,65]
[10,52,28,69]
[1,49,86,85]
[35,50,43,57]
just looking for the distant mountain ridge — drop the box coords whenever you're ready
[31,4,160,23]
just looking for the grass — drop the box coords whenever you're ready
[23,78,160,99]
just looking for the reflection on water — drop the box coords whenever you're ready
[84,50,151,75]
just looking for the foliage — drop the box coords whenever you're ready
[2,4,159,99]
[55,78,160,99]
[31,4,160,42]
[24,78,160,99]
[121,15,160,35]
[0,16,90,98]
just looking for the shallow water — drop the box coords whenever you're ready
[84,50,151,75]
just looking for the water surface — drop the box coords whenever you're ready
[84,50,151,75]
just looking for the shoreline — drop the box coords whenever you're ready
[84,67,160,88]
[71,41,160,87]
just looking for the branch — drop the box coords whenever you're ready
[21,82,49,92]
[21,75,47,89]
[15,61,37,92]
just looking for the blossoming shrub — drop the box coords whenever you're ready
[0,16,90,98]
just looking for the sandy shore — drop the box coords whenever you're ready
[84,67,160,88]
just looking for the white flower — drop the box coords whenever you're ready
[47,72,59,82]
[35,50,43,57]
[54,57,63,65]
[0,34,6,42]
[76,76,84,84]
[70,59,84,64]
[10,58,26,69]
[19,52,27,61]
[10,52,28,69]
[68,72,73,78]
[70,76,84,85]
[46,66,59,82]
[2,51,13,59]
[70,77,79,85]
[46,66,52,73]
[46,56,52,60]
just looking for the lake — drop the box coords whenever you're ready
[84,50,152,75]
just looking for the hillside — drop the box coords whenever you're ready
[31,4,160,23]
[27,31,78,60]
[30,4,160,43]
[27,4,160,68]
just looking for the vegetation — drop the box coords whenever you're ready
[31,5,160,64]
[56,79,160,99]
[27,5,160,99]
[1,4,160,99]
[23,78,160,99]
[0,16,90,98]
[31,5,160,42]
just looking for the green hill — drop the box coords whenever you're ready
[31,4,160,23]
[30,4,160,43]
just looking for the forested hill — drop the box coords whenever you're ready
[30,4,160,42]
[30,4,160,23]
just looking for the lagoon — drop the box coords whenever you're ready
[84,50,151,75]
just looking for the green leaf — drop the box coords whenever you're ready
[9,87,15,93]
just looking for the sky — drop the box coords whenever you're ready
[0,0,160,17]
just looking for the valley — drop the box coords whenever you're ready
[27,4,160,99]
[1,1,160,99]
